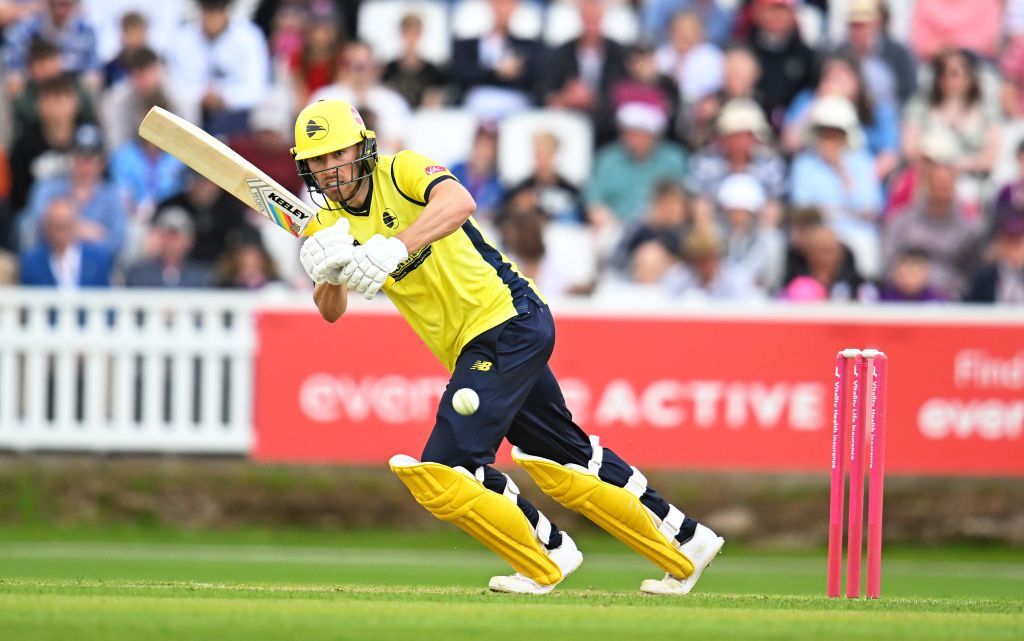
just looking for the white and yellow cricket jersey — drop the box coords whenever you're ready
[303,150,544,372]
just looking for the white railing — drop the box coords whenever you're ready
[0,288,257,453]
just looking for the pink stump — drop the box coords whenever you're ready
[827,352,849,598]
[846,355,868,598]
[867,354,888,599]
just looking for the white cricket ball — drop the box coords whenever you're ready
[452,388,480,416]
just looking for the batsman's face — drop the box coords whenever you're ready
[308,144,362,201]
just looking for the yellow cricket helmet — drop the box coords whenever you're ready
[291,99,378,212]
[291,98,376,161]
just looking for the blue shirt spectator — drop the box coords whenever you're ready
[18,124,128,258]
[784,90,899,159]
[109,138,187,215]
[450,122,504,223]
[3,1,100,92]
[642,0,735,48]
[19,196,113,288]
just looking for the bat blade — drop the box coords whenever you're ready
[139,106,314,237]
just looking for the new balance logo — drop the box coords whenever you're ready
[470,360,493,372]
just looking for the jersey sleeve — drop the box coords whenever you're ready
[390,150,457,205]
[302,208,342,237]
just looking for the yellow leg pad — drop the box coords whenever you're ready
[513,450,695,579]
[389,455,562,586]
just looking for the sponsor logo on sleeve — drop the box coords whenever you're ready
[425,165,447,175]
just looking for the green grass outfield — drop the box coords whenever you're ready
[0,527,1021,641]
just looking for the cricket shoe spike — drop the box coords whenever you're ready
[489,531,583,595]
[640,524,725,595]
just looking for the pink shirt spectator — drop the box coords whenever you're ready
[911,0,1002,60]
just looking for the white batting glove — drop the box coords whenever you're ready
[340,234,408,299]
[298,220,354,284]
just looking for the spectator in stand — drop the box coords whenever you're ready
[265,1,306,69]
[383,12,447,109]
[0,1,40,35]
[612,179,691,273]
[609,41,680,146]
[155,170,253,267]
[497,192,594,297]
[101,47,195,152]
[311,40,411,154]
[964,211,1024,304]
[166,0,270,137]
[994,140,1024,228]
[229,100,305,196]
[8,73,85,212]
[585,102,687,232]
[124,206,209,288]
[686,98,785,228]
[790,96,882,278]
[685,44,762,150]
[79,1,189,65]
[18,123,128,258]
[782,53,900,180]
[902,49,1000,193]
[665,227,764,302]
[451,0,540,120]
[782,224,875,302]
[504,131,583,225]
[11,37,95,135]
[879,247,947,302]
[641,0,736,48]
[288,2,342,106]
[542,0,628,147]
[910,0,1001,61]
[108,103,186,221]
[835,0,917,108]
[886,126,981,222]
[717,172,784,294]
[883,128,985,300]
[3,0,100,95]
[655,10,723,107]
[19,196,113,287]
[1001,3,1024,119]
[213,230,283,290]
[102,11,148,88]
[0,148,13,253]
[743,0,817,129]
[628,238,680,289]
[450,122,504,225]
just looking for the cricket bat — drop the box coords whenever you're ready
[138,106,314,237]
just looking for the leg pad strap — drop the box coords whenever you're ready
[512,447,695,579]
[390,455,562,586]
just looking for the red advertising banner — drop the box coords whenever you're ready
[254,307,1024,476]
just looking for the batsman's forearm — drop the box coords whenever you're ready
[397,181,476,254]
[313,282,347,322]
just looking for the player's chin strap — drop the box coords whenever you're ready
[513,437,695,579]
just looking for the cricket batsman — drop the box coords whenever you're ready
[293,99,724,595]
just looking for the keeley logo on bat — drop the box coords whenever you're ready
[267,191,310,219]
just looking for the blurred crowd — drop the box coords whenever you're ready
[1,0,1024,306]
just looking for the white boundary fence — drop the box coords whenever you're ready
[0,288,257,453]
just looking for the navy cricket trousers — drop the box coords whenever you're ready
[421,298,693,546]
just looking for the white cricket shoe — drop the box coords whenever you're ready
[640,523,725,595]
[488,531,583,595]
